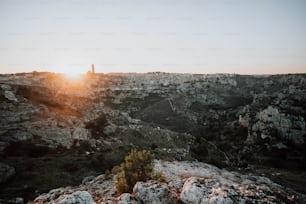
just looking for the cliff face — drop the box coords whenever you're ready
[0,72,306,201]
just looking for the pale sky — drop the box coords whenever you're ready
[0,0,306,74]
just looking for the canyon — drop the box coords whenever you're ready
[0,72,305,203]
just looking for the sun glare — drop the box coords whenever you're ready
[63,72,83,81]
[60,71,88,91]
[54,65,95,92]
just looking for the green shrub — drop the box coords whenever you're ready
[115,149,154,193]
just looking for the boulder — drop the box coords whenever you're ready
[32,174,115,203]
[55,191,94,204]
[180,177,233,204]
[180,177,212,204]
[1,84,17,102]
[118,193,138,204]
[133,181,177,204]
[4,90,18,102]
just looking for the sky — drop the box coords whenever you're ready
[0,0,306,74]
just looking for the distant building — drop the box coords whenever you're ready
[91,64,95,73]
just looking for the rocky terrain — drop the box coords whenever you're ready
[30,160,306,204]
[0,72,306,203]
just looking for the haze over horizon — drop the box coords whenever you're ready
[0,0,306,75]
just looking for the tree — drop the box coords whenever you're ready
[115,149,154,193]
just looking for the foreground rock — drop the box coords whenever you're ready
[30,160,306,204]
[55,191,94,204]
[33,191,94,204]
[133,181,176,204]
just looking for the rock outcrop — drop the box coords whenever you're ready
[180,177,234,204]
[55,191,94,204]
[133,181,176,204]
[33,190,94,204]
[30,160,306,204]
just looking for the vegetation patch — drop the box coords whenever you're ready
[115,149,154,193]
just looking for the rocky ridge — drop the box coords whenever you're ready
[31,160,306,204]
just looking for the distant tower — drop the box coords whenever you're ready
[91,64,95,73]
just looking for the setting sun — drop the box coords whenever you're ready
[63,72,84,82]
[56,71,89,92]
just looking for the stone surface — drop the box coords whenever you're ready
[133,181,177,204]
[117,193,138,204]
[180,177,233,204]
[4,90,18,102]
[30,160,306,203]
[31,174,115,204]
[56,191,94,204]
[250,106,305,145]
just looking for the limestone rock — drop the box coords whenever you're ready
[133,181,177,204]
[55,191,94,204]
[180,177,233,204]
[29,160,306,203]
[3,90,18,102]
[180,177,211,204]
[154,160,306,203]
[32,174,115,204]
[117,193,138,204]
[250,106,305,145]
[168,179,184,192]
[1,84,18,102]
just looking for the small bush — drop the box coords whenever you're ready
[115,149,154,193]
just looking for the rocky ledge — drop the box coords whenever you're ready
[30,160,306,204]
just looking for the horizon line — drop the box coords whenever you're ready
[1,71,306,76]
